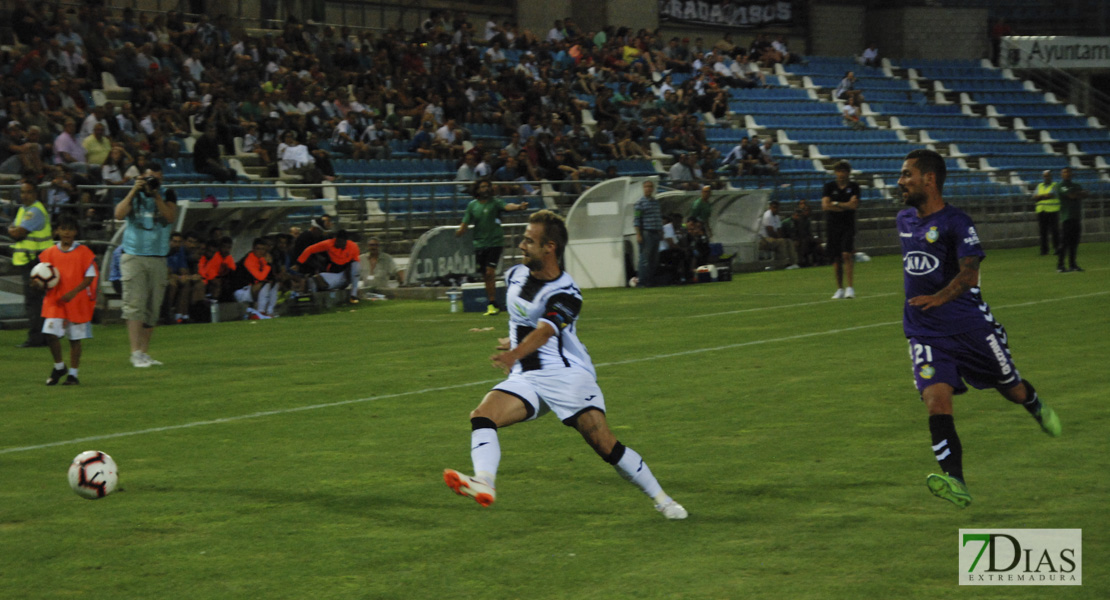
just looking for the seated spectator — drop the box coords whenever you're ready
[294,229,361,304]
[408,121,436,158]
[685,216,712,273]
[834,71,864,105]
[232,237,279,319]
[484,41,508,73]
[53,118,89,175]
[46,165,81,218]
[0,121,44,179]
[658,212,688,284]
[669,152,698,190]
[164,231,204,324]
[758,200,800,269]
[358,237,405,293]
[757,138,780,175]
[96,146,133,215]
[792,198,821,267]
[332,112,369,159]
[860,43,880,68]
[434,118,465,159]
[81,123,113,169]
[194,124,236,182]
[456,152,479,188]
[492,156,530,195]
[241,122,272,165]
[772,35,800,65]
[278,132,320,180]
[360,116,392,159]
[842,97,866,130]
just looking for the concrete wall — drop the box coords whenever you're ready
[810,3,865,58]
[516,0,573,39]
[868,7,990,61]
[605,0,659,34]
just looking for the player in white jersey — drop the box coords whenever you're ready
[444,210,688,519]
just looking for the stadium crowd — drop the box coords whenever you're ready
[0,1,825,322]
[1,1,804,213]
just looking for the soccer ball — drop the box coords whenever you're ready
[68,451,119,499]
[31,262,60,289]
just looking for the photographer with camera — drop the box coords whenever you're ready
[113,163,177,368]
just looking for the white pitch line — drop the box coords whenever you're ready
[2,290,1106,455]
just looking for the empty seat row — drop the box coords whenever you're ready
[870,102,964,116]
[752,115,848,129]
[923,129,1022,142]
[815,143,927,159]
[731,100,841,115]
[781,129,902,144]
[956,143,1050,156]
[897,116,993,129]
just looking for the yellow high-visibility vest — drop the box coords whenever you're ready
[12,200,52,266]
[1035,182,1060,213]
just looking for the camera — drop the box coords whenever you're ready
[143,176,161,191]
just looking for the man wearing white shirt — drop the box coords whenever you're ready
[474,153,494,179]
[860,44,879,67]
[484,17,501,42]
[79,107,109,143]
[759,200,799,269]
[547,20,565,43]
[184,47,205,82]
[484,42,507,73]
[360,117,391,158]
[279,132,315,175]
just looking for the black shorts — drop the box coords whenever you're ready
[475,247,503,272]
[827,224,856,256]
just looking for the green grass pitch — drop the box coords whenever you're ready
[2,243,1107,599]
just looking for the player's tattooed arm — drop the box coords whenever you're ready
[908,256,980,311]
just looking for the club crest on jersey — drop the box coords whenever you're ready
[925,226,939,243]
[919,364,935,379]
[904,251,940,276]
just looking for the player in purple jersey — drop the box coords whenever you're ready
[896,149,1061,509]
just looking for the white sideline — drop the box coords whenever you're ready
[2,291,1106,456]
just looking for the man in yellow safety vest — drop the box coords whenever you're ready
[1031,170,1060,256]
[8,179,53,347]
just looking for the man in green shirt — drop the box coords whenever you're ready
[457,180,528,315]
[1056,168,1087,272]
[689,185,714,238]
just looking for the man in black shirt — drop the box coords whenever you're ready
[193,124,236,182]
[822,161,861,299]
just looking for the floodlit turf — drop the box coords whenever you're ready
[2,243,1107,599]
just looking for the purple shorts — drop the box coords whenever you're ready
[907,328,1022,395]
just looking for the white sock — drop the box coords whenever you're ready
[470,428,500,486]
[54,362,65,370]
[68,367,78,377]
[263,283,278,314]
[613,445,665,501]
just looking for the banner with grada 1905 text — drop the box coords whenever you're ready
[660,0,794,29]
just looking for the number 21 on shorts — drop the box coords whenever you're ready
[910,342,934,365]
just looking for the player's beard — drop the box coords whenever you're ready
[524,254,544,271]
[901,186,926,208]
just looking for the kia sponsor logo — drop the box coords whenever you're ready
[904,251,940,275]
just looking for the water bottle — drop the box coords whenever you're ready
[447,279,461,313]
[209,300,219,323]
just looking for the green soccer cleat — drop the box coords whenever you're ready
[927,473,972,508]
[1035,405,1062,437]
